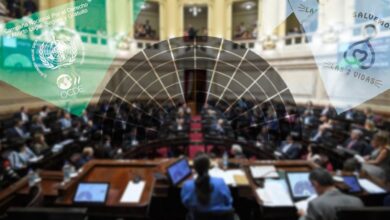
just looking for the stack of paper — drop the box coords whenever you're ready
[250,165,279,178]
[358,179,385,194]
[208,168,246,186]
[256,179,293,207]
[120,181,145,203]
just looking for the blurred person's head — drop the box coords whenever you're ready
[34,133,45,143]
[371,132,388,149]
[231,144,243,155]
[309,168,334,195]
[364,119,376,131]
[82,147,94,158]
[350,129,362,140]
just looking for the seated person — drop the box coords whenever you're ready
[15,106,29,125]
[39,105,50,119]
[343,129,371,156]
[8,141,37,170]
[0,158,20,188]
[210,119,225,135]
[75,147,94,168]
[299,168,364,220]
[181,153,233,216]
[8,119,30,140]
[0,142,20,188]
[361,132,390,183]
[32,133,50,155]
[310,125,328,143]
[231,144,245,159]
[30,115,51,134]
[58,112,72,130]
[307,145,333,171]
[276,135,301,159]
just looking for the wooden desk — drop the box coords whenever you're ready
[1,159,387,220]
[17,171,63,197]
[0,170,63,214]
[245,160,317,220]
[55,160,160,218]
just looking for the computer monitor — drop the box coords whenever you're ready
[286,172,316,200]
[73,182,109,204]
[342,175,363,193]
[167,158,192,186]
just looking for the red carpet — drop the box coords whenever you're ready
[189,115,205,158]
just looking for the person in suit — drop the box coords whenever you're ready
[344,129,372,156]
[210,119,225,135]
[7,141,37,171]
[276,135,301,159]
[14,106,29,125]
[299,168,364,220]
[181,153,233,217]
[58,112,72,130]
[187,24,197,40]
[7,119,30,140]
[30,115,51,134]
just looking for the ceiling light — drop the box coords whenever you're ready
[189,6,202,17]
[241,1,256,10]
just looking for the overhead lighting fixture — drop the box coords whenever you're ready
[140,3,150,10]
[241,1,256,10]
[189,6,202,17]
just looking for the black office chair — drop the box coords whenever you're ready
[6,207,88,220]
[336,207,390,220]
[189,209,239,220]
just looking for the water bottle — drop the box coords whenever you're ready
[27,169,36,187]
[223,151,228,169]
[63,161,71,183]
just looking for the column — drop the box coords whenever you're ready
[260,0,283,36]
[166,0,179,38]
[158,0,165,40]
[106,0,131,37]
[212,0,224,38]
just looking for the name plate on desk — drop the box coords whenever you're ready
[120,181,145,203]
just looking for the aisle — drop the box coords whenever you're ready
[188,115,205,158]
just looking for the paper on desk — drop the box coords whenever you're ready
[295,195,317,212]
[358,179,385,194]
[120,181,145,203]
[250,165,279,178]
[256,179,293,207]
[208,168,245,186]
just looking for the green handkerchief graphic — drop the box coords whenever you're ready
[0,0,142,116]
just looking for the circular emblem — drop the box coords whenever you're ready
[31,27,85,78]
[57,74,73,90]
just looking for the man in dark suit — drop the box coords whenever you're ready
[210,119,225,135]
[299,168,364,220]
[343,129,372,156]
[14,106,29,125]
[7,119,30,140]
[276,135,301,159]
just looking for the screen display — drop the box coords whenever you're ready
[342,176,362,193]
[287,172,316,200]
[73,183,109,203]
[167,159,192,185]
